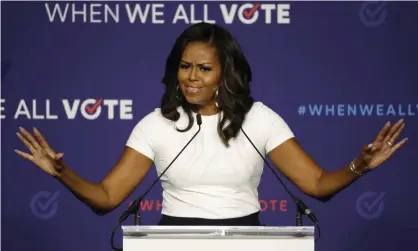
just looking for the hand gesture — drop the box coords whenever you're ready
[360,119,407,170]
[15,127,65,177]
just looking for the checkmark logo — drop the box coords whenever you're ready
[359,1,389,28]
[85,98,103,114]
[30,191,60,220]
[356,192,386,220]
[243,4,260,19]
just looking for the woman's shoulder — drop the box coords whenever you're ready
[247,101,284,120]
[137,108,164,123]
[132,108,170,131]
[134,107,189,131]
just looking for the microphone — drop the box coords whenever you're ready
[240,128,320,241]
[110,113,203,251]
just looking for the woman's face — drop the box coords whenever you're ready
[177,42,221,107]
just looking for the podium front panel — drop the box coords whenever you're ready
[122,226,315,251]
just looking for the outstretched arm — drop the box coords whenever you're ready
[15,127,154,215]
[268,119,407,198]
[57,146,153,214]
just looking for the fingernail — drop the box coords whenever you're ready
[19,126,23,131]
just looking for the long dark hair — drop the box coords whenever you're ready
[160,22,254,146]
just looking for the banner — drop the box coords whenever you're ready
[2,1,417,251]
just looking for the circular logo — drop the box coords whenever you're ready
[356,192,385,220]
[359,2,389,28]
[30,191,60,220]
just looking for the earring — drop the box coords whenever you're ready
[215,89,219,107]
[176,85,181,100]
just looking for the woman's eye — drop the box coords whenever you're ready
[200,66,211,72]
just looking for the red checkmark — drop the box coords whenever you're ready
[243,4,260,19]
[85,98,103,114]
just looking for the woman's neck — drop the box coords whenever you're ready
[198,104,219,116]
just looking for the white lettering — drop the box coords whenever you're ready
[277,4,290,24]
[125,4,150,24]
[261,4,275,24]
[183,4,214,24]
[45,3,119,23]
[308,104,418,116]
[219,4,237,24]
[46,100,58,119]
[32,99,44,119]
[337,104,344,116]
[325,105,334,116]
[387,105,396,116]
[72,3,87,23]
[63,99,132,120]
[14,100,31,119]
[172,4,189,24]
[45,3,70,23]
[119,100,133,120]
[360,105,373,116]
[90,4,120,23]
[105,4,119,23]
[377,104,384,116]
[62,99,80,119]
[1,99,5,119]
[103,100,118,120]
[203,4,216,24]
[13,99,59,120]
[348,105,356,116]
[220,3,290,24]
[152,4,164,24]
[90,4,102,23]
[190,4,202,24]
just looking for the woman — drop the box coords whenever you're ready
[15,22,407,226]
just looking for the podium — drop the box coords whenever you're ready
[122,225,315,251]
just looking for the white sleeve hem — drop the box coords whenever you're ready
[266,135,295,155]
[126,125,155,161]
[264,114,295,154]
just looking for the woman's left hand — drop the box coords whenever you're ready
[360,119,408,171]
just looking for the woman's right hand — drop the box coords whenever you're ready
[15,127,65,177]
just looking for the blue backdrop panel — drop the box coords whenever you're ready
[1,1,418,251]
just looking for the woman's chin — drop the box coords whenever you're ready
[184,96,203,104]
[184,96,212,106]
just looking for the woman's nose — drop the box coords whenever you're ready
[188,67,198,81]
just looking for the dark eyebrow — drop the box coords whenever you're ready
[180,60,212,66]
